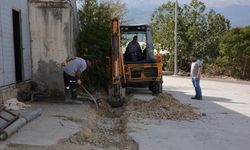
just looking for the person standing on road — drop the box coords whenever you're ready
[190,53,202,100]
[61,54,90,104]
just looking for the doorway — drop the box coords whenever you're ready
[12,10,23,82]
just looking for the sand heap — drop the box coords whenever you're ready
[126,93,201,120]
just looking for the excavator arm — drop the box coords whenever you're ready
[107,17,126,107]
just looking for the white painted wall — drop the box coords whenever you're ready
[0,0,32,87]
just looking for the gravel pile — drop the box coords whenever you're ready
[7,93,201,150]
[63,93,201,149]
[126,93,201,120]
[63,98,137,150]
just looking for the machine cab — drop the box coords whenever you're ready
[107,19,163,107]
[120,25,156,64]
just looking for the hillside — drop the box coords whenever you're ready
[125,3,250,27]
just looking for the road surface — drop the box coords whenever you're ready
[128,75,250,150]
[2,75,250,150]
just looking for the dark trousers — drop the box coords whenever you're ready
[63,72,77,99]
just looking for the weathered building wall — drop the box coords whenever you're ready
[0,0,32,102]
[29,0,77,92]
[0,4,3,87]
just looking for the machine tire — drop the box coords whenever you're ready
[150,82,162,95]
[108,97,125,108]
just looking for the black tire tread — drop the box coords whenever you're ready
[150,81,163,95]
[108,97,125,108]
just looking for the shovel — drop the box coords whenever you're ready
[78,84,98,109]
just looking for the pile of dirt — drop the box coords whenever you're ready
[97,97,128,118]
[60,98,138,150]
[126,93,201,120]
[66,93,201,149]
[66,125,118,148]
[65,93,201,149]
[6,93,201,150]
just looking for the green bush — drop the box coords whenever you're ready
[219,26,250,79]
[150,0,230,72]
[76,0,126,90]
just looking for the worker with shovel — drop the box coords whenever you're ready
[61,55,91,104]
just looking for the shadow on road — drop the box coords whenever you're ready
[165,89,250,118]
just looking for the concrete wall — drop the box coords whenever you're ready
[29,0,77,92]
[0,0,32,101]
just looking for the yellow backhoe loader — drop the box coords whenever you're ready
[106,18,163,107]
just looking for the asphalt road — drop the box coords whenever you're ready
[128,75,250,150]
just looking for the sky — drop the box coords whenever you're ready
[77,0,250,26]
[122,0,250,8]
[202,0,250,8]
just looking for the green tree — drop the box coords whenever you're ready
[151,0,230,72]
[219,26,250,79]
[101,0,126,23]
[77,0,126,90]
[205,10,230,62]
[150,2,176,71]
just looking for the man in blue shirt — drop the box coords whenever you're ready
[61,55,90,104]
[190,53,202,100]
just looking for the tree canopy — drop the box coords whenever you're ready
[76,0,250,85]
[219,26,250,79]
[150,0,230,71]
[77,0,126,90]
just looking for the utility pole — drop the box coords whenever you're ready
[174,0,178,75]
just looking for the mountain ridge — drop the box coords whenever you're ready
[125,3,250,27]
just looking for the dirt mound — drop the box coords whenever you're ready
[7,93,201,150]
[65,93,201,149]
[62,98,138,150]
[66,93,201,149]
[97,97,125,118]
[127,93,201,120]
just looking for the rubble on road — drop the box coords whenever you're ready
[5,93,201,150]
[126,93,201,121]
[4,98,31,111]
[63,93,201,149]
[61,99,137,150]
[62,93,201,149]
